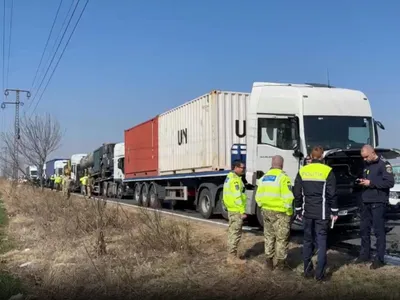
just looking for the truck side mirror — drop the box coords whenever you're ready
[117,159,122,169]
[289,117,302,157]
[374,119,385,147]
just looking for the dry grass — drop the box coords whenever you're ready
[0,180,400,299]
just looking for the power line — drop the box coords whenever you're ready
[28,0,83,112]
[2,0,6,99]
[30,0,89,116]
[30,0,64,91]
[5,0,13,88]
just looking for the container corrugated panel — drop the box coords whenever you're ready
[158,90,250,175]
[124,117,159,178]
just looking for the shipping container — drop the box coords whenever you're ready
[124,117,159,178]
[158,90,250,175]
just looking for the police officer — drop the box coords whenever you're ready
[223,160,247,265]
[255,155,294,270]
[355,145,394,269]
[293,146,338,281]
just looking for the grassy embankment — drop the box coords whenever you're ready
[0,190,23,300]
[0,180,400,299]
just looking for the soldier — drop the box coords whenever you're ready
[223,160,247,265]
[87,170,93,199]
[80,171,88,196]
[62,171,71,201]
[255,155,294,270]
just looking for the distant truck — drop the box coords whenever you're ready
[120,82,400,228]
[69,153,86,192]
[44,158,66,187]
[79,142,132,198]
[25,165,38,181]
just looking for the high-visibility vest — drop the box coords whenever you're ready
[223,171,247,214]
[54,176,62,184]
[255,168,294,216]
[50,175,55,181]
[80,176,88,186]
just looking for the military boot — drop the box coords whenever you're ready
[275,259,288,271]
[226,253,246,265]
[265,258,274,270]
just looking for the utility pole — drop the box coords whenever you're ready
[1,89,31,180]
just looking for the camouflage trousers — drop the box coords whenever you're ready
[262,209,291,260]
[227,212,243,255]
[62,178,71,199]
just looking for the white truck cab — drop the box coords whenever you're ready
[26,165,38,180]
[243,82,400,225]
[54,160,68,177]
[70,153,87,182]
[114,142,125,181]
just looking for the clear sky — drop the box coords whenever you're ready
[1,0,400,160]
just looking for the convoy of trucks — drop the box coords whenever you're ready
[42,82,400,227]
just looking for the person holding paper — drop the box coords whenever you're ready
[293,146,338,281]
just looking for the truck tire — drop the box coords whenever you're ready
[116,184,123,199]
[217,190,229,220]
[198,188,213,219]
[141,183,150,207]
[133,183,142,205]
[149,183,161,208]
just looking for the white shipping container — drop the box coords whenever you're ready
[158,90,250,175]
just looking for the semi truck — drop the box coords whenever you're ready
[25,165,38,181]
[43,158,65,187]
[69,153,87,192]
[79,142,132,198]
[121,82,400,228]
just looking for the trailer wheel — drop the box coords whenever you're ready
[198,188,213,219]
[116,184,123,199]
[106,183,113,198]
[217,190,229,220]
[141,183,150,207]
[133,183,142,205]
[149,184,161,208]
[102,183,108,197]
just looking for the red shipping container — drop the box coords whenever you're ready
[124,116,159,178]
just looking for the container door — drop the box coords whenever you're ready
[256,115,300,183]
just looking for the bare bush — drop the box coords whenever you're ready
[1,113,63,187]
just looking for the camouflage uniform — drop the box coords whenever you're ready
[223,171,247,264]
[262,209,291,260]
[227,212,243,255]
[256,168,294,270]
[62,175,71,200]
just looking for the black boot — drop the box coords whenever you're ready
[370,259,385,270]
[265,258,274,270]
[275,259,287,271]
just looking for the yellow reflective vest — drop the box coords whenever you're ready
[223,171,247,214]
[54,176,62,184]
[255,168,294,216]
[50,175,55,181]
[80,176,88,186]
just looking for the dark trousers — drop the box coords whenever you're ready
[360,202,386,262]
[303,217,329,279]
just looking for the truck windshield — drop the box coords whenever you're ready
[304,116,374,153]
[31,171,38,175]
[393,166,400,184]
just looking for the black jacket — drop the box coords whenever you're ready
[294,160,338,220]
[360,157,395,204]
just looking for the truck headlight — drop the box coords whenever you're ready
[389,191,399,199]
